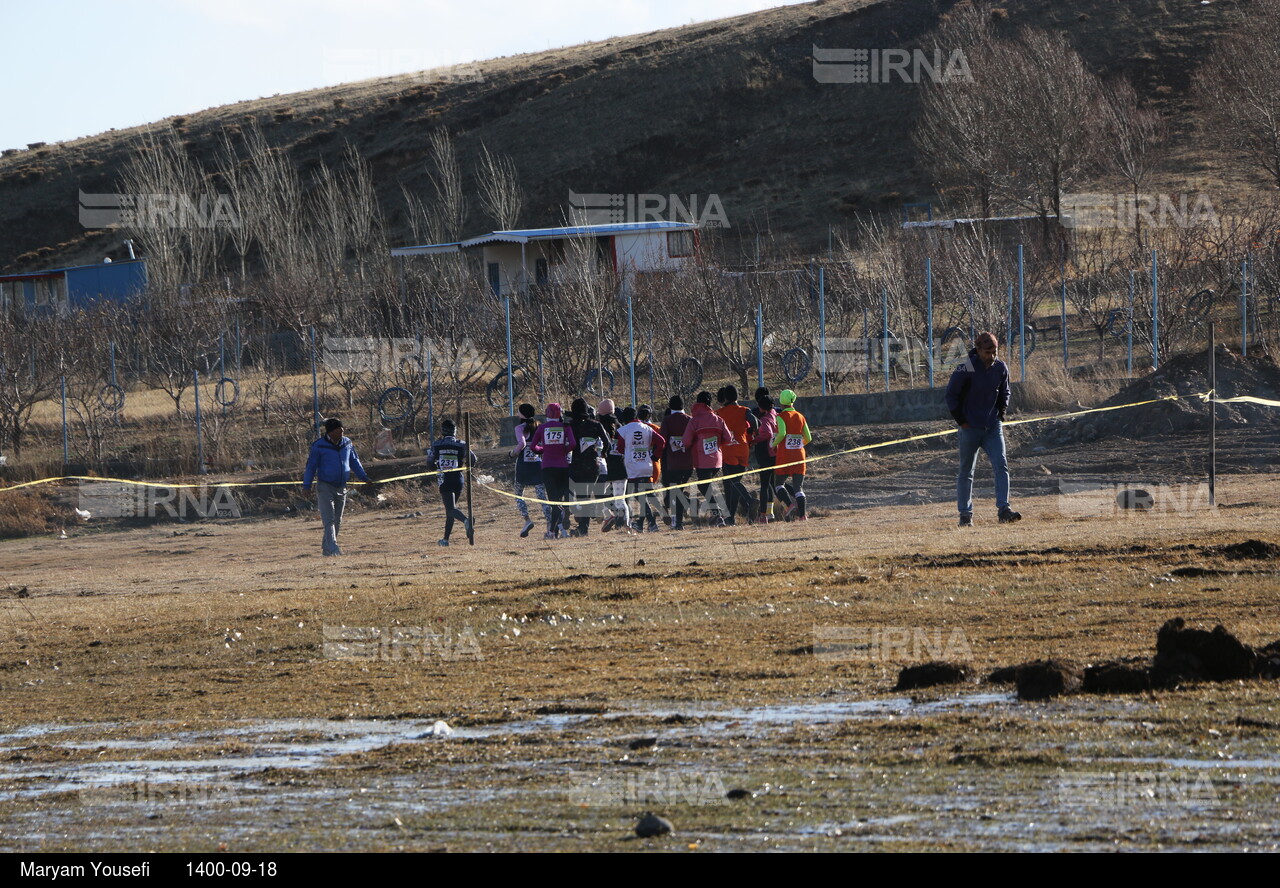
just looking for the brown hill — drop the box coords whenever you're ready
[0,0,1262,273]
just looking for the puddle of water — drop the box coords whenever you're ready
[608,692,1016,734]
[1090,756,1280,770]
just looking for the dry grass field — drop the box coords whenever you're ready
[1,452,1278,851]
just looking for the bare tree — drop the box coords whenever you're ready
[1194,0,1280,188]
[1100,78,1168,255]
[0,317,61,458]
[427,130,468,243]
[476,143,523,231]
[915,2,1009,218]
[997,28,1106,236]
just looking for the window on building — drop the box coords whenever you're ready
[668,231,694,258]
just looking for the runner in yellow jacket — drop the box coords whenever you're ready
[771,389,812,521]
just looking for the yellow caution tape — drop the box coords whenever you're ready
[1,390,1270,505]
[0,469,459,495]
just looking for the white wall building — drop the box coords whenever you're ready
[390,220,699,297]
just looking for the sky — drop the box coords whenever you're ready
[0,0,810,151]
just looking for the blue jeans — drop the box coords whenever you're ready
[957,424,1010,517]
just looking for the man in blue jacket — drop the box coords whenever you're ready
[303,417,372,555]
[945,332,1021,527]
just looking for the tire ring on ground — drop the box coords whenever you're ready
[98,382,125,413]
[781,347,811,384]
[486,368,524,410]
[584,367,615,396]
[1186,288,1214,323]
[214,377,240,408]
[674,357,703,395]
[378,386,415,426]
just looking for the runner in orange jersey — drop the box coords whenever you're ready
[715,385,758,526]
[771,389,812,521]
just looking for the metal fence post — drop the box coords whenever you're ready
[1151,250,1160,369]
[882,286,890,393]
[1242,257,1249,357]
[819,266,828,395]
[1018,245,1026,382]
[61,375,68,467]
[756,304,764,390]
[309,326,321,436]
[627,289,637,407]
[504,295,514,417]
[194,369,205,474]
[926,257,934,388]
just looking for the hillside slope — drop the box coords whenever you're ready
[0,0,1260,272]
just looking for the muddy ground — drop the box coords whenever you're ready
[1,413,1279,851]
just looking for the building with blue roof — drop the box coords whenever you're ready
[0,258,148,319]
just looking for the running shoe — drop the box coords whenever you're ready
[520,521,535,538]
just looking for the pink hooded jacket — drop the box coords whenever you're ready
[681,402,734,470]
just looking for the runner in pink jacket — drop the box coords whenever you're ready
[681,393,735,525]
[529,403,576,538]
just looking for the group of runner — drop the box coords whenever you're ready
[507,385,813,539]
[304,387,815,552]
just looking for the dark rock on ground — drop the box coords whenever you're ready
[987,666,1018,684]
[1015,660,1083,701]
[635,812,674,838]
[1214,540,1280,560]
[628,737,658,751]
[725,788,755,800]
[895,661,970,691]
[1152,618,1258,686]
[1083,660,1153,694]
[1116,489,1154,511]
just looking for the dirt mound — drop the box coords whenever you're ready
[1152,617,1258,685]
[1083,659,1154,694]
[894,662,970,691]
[991,618,1280,696]
[1213,539,1280,560]
[1014,660,1083,701]
[1042,348,1280,446]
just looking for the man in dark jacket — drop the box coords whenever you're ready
[427,418,477,546]
[302,417,372,556]
[567,397,610,537]
[658,395,694,530]
[945,332,1021,527]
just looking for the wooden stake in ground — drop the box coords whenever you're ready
[1209,323,1217,508]
[464,411,475,545]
